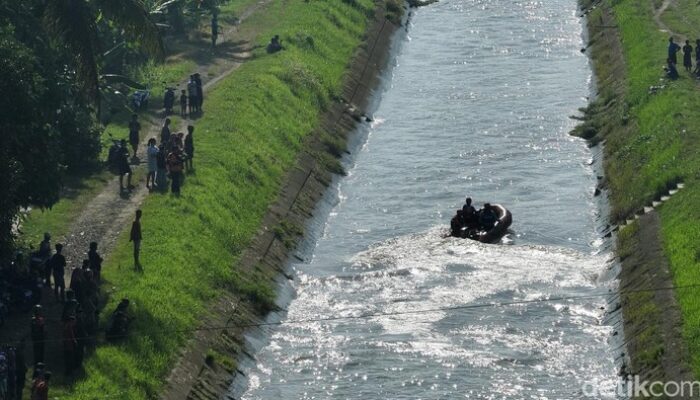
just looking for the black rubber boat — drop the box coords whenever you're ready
[453,204,512,243]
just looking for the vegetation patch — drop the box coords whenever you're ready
[581,0,700,380]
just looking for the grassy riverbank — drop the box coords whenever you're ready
[54,0,377,397]
[580,0,700,380]
[18,0,258,248]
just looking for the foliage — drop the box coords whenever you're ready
[0,5,102,258]
[43,0,164,103]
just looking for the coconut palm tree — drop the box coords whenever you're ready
[43,0,165,105]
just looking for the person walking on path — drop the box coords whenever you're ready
[669,37,681,65]
[160,118,172,145]
[683,40,693,72]
[118,139,133,192]
[167,147,185,194]
[146,138,159,190]
[194,73,203,111]
[30,305,45,365]
[184,125,195,171]
[49,244,66,302]
[130,210,143,270]
[128,114,141,158]
[211,13,220,48]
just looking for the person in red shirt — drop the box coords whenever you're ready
[63,317,78,375]
[130,210,143,270]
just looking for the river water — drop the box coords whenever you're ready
[236,0,620,398]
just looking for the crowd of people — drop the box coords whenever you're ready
[665,37,700,80]
[185,73,204,117]
[450,197,499,237]
[113,115,195,195]
[0,231,136,398]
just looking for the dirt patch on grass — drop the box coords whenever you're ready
[158,4,400,399]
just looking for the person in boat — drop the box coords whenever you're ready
[450,210,464,236]
[478,203,498,230]
[462,197,476,214]
[462,197,478,228]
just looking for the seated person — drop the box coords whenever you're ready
[665,58,679,80]
[267,35,283,53]
[478,203,498,230]
[106,298,133,341]
[450,210,464,236]
[462,197,476,215]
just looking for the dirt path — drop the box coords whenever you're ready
[654,0,674,33]
[1,0,271,387]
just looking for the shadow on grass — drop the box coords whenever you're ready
[182,40,252,65]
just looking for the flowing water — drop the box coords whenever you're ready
[236,0,620,398]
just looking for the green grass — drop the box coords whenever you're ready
[587,0,700,380]
[54,0,376,397]
[659,0,700,40]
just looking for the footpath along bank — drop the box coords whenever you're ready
[27,0,404,398]
[577,0,700,394]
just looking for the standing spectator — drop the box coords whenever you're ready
[62,316,78,375]
[683,40,693,72]
[15,343,27,400]
[118,139,133,192]
[38,233,52,286]
[160,118,171,145]
[30,370,49,400]
[49,244,66,302]
[180,89,188,117]
[129,210,143,270]
[187,76,198,115]
[167,147,185,195]
[669,37,681,65]
[128,114,141,157]
[88,242,102,283]
[211,13,220,48]
[30,305,45,365]
[61,289,80,322]
[81,270,99,340]
[184,125,195,171]
[69,265,85,305]
[146,138,159,190]
[156,143,168,190]
[194,73,203,111]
